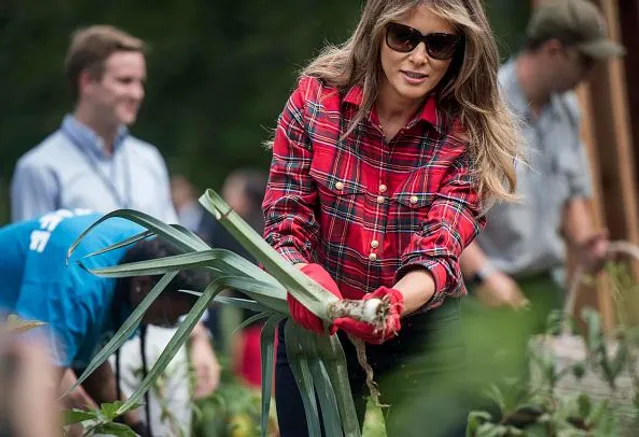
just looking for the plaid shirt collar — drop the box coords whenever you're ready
[342,84,446,133]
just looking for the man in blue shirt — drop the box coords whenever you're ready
[0,209,205,434]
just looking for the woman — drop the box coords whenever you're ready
[262,1,521,436]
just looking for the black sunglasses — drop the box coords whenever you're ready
[385,22,461,60]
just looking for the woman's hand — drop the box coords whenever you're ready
[287,263,342,334]
[333,286,403,344]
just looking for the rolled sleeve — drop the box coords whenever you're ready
[567,141,593,199]
[396,158,484,310]
[562,92,593,199]
[262,77,320,264]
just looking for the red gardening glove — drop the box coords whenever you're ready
[287,263,342,334]
[333,286,404,344]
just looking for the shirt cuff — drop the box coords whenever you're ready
[267,233,313,265]
[275,246,309,265]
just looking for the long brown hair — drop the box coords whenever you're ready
[300,0,522,204]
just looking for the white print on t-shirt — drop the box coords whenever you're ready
[29,208,93,253]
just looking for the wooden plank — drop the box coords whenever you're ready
[593,0,639,243]
[618,0,639,185]
[572,84,615,333]
[591,0,639,325]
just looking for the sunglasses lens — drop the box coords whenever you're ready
[424,33,460,60]
[386,23,418,53]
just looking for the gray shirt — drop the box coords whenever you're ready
[11,115,178,223]
[476,59,593,277]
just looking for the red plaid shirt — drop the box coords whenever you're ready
[263,76,484,311]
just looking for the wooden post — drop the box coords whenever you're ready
[572,84,616,332]
[589,0,639,325]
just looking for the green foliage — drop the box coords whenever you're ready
[466,286,639,436]
[193,370,278,437]
[63,400,142,437]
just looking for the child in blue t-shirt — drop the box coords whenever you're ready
[0,209,207,433]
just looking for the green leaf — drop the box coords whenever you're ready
[100,400,143,420]
[577,393,591,419]
[609,341,628,381]
[80,230,155,260]
[466,411,492,436]
[585,399,610,427]
[93,422,137,437]
[232,312,271,335]
[100,401,125,420]
[545,309,567,335]
[117,275,228,414]
[67,210,203,262]
[213,295,266,313]
[81,223,214,264]
[260,315,285,437]
[199,190,338,321]
[521,422,547,437]
[222,277,288,314]
[319,335,361,437]
[311,359,343,437]
[476,422,500,437]
[171,223,211,250]
[582,308,605,361]
[62,409,98,425]
[485,384,506,412]
[284,321,321,437]
[177,288,204,298]
[65,272,178,397]
[175,277,289,316]
[81,248,261,280]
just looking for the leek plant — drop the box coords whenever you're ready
[65,189,395,437]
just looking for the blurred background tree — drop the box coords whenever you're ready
[0,0,529,225]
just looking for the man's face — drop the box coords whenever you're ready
[82,51,146,126]
[543,42,595,94]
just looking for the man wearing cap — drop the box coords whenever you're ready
[459,0,625,388]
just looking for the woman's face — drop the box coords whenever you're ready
[379,4,459,106]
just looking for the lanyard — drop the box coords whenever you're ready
[62,128,132,209]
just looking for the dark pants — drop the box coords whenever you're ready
[275,298,468,437]
[461,272,565,410]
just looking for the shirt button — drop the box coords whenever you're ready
[409,195,419,205]
[335,182,345,190]
[379,184,388,193]
[371,240,379,249]
[376,196,385,204]
[368,253,377,261]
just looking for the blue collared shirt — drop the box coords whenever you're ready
[475,59,593,277]
[11,115,178,224]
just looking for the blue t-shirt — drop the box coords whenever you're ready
[0,209,143,368]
